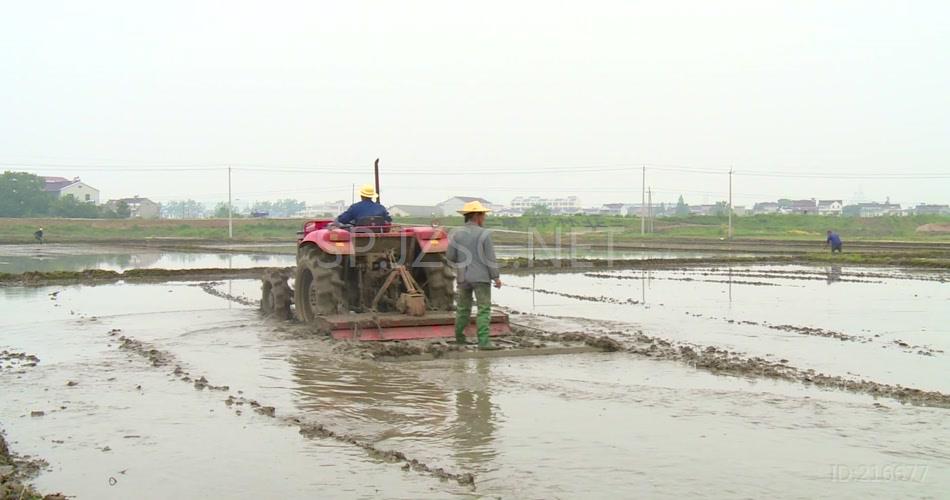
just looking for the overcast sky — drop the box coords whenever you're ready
[2,1,948,208]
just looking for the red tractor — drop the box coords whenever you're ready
[261,166,509,340]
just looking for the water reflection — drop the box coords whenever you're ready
[451,359,497,466]
[288,353,452,436]
[826,266,842,285]
[0,244,295,273]
[287,351,501,472]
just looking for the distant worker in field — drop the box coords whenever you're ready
[34,227,44,244]
[447,201,502,350]
[826,230,843,253]
[335,184,392,226]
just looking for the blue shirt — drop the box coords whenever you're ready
[336,200,392,225]
[827,233,842,246]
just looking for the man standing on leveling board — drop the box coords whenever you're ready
[447,201,503,349]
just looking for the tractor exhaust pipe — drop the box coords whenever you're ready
[374,158,381,204]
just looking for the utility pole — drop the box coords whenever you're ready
[647,187,653,233]
[727,167,733,239]
[641,166,646,235]
[228,166,233,239]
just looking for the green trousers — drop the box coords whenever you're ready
[455,283,492,346]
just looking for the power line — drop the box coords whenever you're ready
[4,160,948,179]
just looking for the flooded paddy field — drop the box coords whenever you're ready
[0,242,758,275]
[0,244,296,274]
[1,256,948,497]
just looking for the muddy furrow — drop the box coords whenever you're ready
[1,355,65,500]
[584,272,782,287]
[506,320,950,409]
[511,284,945,355]
[196,282,259,307]
[109,329,477,488]
[508,284,644,305]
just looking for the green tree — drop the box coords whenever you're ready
[115,200,132,218]
[675,195,690,216]
[160,200,206,218]
[713,201,730,217]
[0,171,51,217]
[523,205,552,217]
[49,194,100,218]
[213,202,231,218]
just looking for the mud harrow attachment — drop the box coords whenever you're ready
[314,311,511,341]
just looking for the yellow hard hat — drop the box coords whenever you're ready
[359,184,378,200]
[457,200,491,215]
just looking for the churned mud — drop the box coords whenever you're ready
[2,249,948,497]
[107,329,478,487]
[505,317,950,408]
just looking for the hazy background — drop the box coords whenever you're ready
[1,0,948,208]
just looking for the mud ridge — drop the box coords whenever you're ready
[508,284,643,306]
[584,272,781,287]
[109,330,478,488]
[0,350,40,374]
[196,282,259,307]
[509,323,950,408]
[0,267,292,287]
[0,431,64,500]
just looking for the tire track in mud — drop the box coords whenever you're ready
[108,329,477,488]
[196,282,258,307]
[585,272,783,287]
[505,317,950,409]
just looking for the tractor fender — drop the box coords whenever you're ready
[301,228,355,255]
[412,226,448,253]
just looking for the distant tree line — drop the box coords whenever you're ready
[0,171,129,218]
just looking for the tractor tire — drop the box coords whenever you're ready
[261,269,293,320]
[294,245,345,323]
[423,254,456,311]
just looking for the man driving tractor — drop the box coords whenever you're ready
[336,184,392,226]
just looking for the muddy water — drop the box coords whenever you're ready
[0,243,749,274]
[0,244,295,273]
[502,265,950,392]
[492,244,753,260]
[2,279,948,498]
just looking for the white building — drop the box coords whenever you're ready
[817,200,843,216]
[389,205,441,217]
[437,196,496,216]
[297,200,347,217]
[42,176,100,204]
[511,195,581,214]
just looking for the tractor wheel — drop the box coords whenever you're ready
[294,245,344,323]
[423,254,456,311]
[261,269,293,320]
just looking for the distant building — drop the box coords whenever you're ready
[389,205,442,218]
[752,202,780,215]
[914,204,950,216]
[298,200,347,217]
[843,202,903,217]
[688,204,718,216]
[783,199,818,215]
[437,196,495,216]
[817,200,843,216]
[42,176,100,204]
[511,195,581,214]
[599,203,633,216]
[106,196,160,219]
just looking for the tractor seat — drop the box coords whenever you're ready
[352,216,390,233]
